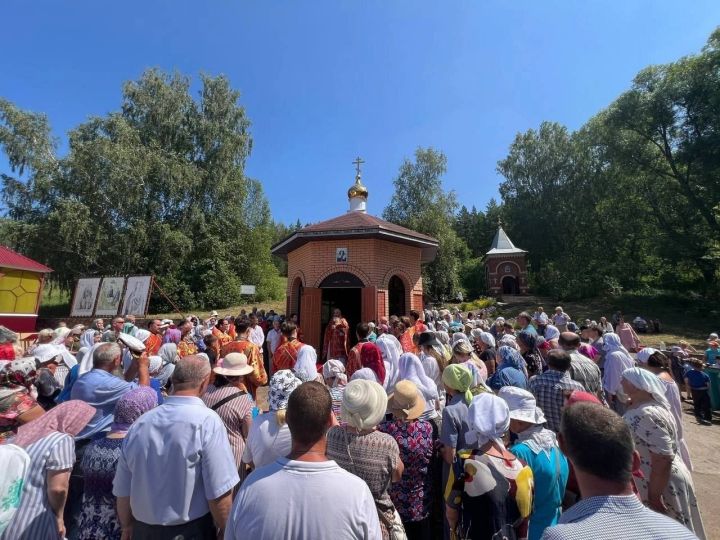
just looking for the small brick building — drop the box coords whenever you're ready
[485,225,529,297]
[271,164,438,351]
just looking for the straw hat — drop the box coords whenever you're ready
[388,380,426,420]
[214,352,253,377]
[342,379,388,430]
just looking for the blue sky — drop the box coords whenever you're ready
[2,1,719,225]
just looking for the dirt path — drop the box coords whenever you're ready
[682,401,719,538]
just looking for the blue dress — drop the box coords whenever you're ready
[77,437,124,540]
[510,439,568,540]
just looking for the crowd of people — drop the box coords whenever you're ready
[0,305,714,539]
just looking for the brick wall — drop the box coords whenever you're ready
[486,254,529,295]
[286,237,425,320]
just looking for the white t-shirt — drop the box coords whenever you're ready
[249,325,265,351]
[266,329,282,356]
[241,411,292,468]
[226,458,381,540]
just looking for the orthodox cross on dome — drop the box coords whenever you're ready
[352,156,365,178]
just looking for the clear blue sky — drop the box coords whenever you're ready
[2,1,719,225]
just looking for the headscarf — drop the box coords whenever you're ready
[80,329,98,350]
[294,345,319,382]
[13,400,95,448]
[635,347,658,364]
[122,322,138,336]
[497,346,525,371]
[435,331,451,347]
[55,364,80,403]
[543,325,560,342]
[360,343,386,386]
[452,332,470,346]
[78,342,105,376]
[159,343,179,366]
[466,393,510,447]
[603,333,630,355]
[442,364,473,404]
[565,390,602,407]
[322,359,347,387]
[376,333,402,391]
[477,331,496,348]
[622,367,670,410]
[341,379,388,430]
[51,327,71,345]
[32,343,77,369]
[488,346,528,391]
[350,368,379,383]
[396,353,439,402]
[577,344,598,360]
[148,355,175,387]
[516,331,537,351]
[110,386,158,433]
[269,370,303,411]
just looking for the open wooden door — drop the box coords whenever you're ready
[300,287,322,350]
[361,286,378,324]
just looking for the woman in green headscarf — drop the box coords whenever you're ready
[439,364,478,536]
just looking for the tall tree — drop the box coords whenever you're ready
[0,69,284,309]
[384,147,465,302]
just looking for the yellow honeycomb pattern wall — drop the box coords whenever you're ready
[0,269,42,314]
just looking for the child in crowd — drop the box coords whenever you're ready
[684,358,713,425]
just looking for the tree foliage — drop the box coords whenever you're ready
[496,29,720,299]
[0,69,284,310]
[384,147,465,302]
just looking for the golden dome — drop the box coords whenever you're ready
[348,175,369,199]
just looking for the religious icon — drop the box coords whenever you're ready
[336,247,348,263]
[120,276,153,316]
[70,278,101,317]
[95,277,125,316]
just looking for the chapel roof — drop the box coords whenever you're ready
[0,245,53,273]
[486,226,526,256]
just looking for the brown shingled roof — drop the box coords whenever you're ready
[271,212,438,262]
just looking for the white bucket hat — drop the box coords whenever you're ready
[498,386,546,425]
[214,352,253,377]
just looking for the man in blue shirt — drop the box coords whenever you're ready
[71,342,151,440]
[541,403,698,540]
[685,358,712,425]
[113,355,239,539]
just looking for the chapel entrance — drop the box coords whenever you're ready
[388,275,406,317]
[502,275,520,295]
[319,272,363,349]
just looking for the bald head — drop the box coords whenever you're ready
[559,332,580,350]
[171,355,211,392]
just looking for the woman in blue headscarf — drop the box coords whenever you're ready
[488,346,528,391]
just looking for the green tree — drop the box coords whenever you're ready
[384,147,466,302]
[0,69,283,310]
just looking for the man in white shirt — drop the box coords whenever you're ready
[265,317,282,358]
[248,313,265,355]
[226,381,381,540]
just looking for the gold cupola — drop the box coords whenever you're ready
[348,157,368,213]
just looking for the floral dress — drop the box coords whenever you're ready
[76,437,124,540]
[624,402,706,539]
[378,419,434,523]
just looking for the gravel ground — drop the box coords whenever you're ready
[681,400,719,539]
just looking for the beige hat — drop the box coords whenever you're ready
[388,380,426,420]
[341,379,388,430]
[214,352,253,377]
[210,310,219,317]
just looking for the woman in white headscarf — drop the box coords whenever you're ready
[323,359,347,422]
[293,345,322,383]
[350,368,379,383]
[375,333,402,393]
[446,392,533,540]
[621,368,705,538]
[602,333,635,412]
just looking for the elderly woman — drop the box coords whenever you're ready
[376,333,403,393]
[2,401,96,540]
[445,393,533,540]
[500,387,568,540]
[602,333,636,412]
[293,345,323,383]
[417,332,450,409]
[0,358,44,442]
[471,330,497,377]
[359,343,387,389]
[202,353,256,474]
[242,369,302,470]
[323,359,347,422]
[516,331,544,377]
[379,380,434,540]
[396,353,440,433]
[636,348,692,471]
[327,379,405,540]
[621,368,705,538]
[487,346,528,391]
[451,340,487,390]
[77,388,157,540]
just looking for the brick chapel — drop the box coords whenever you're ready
[271,159,438,351]
[485,223,529,296]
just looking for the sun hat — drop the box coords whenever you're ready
[210,310,219,317]
[387,380,426,420]
[269,370,303,411]
[117,333,145,354]
[498,386,546,425]
[214,352,253,377]
[341,379,388,430]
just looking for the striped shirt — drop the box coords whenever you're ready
[1,432,75,540]
[541,494,699,540]
[201,385,255,469]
